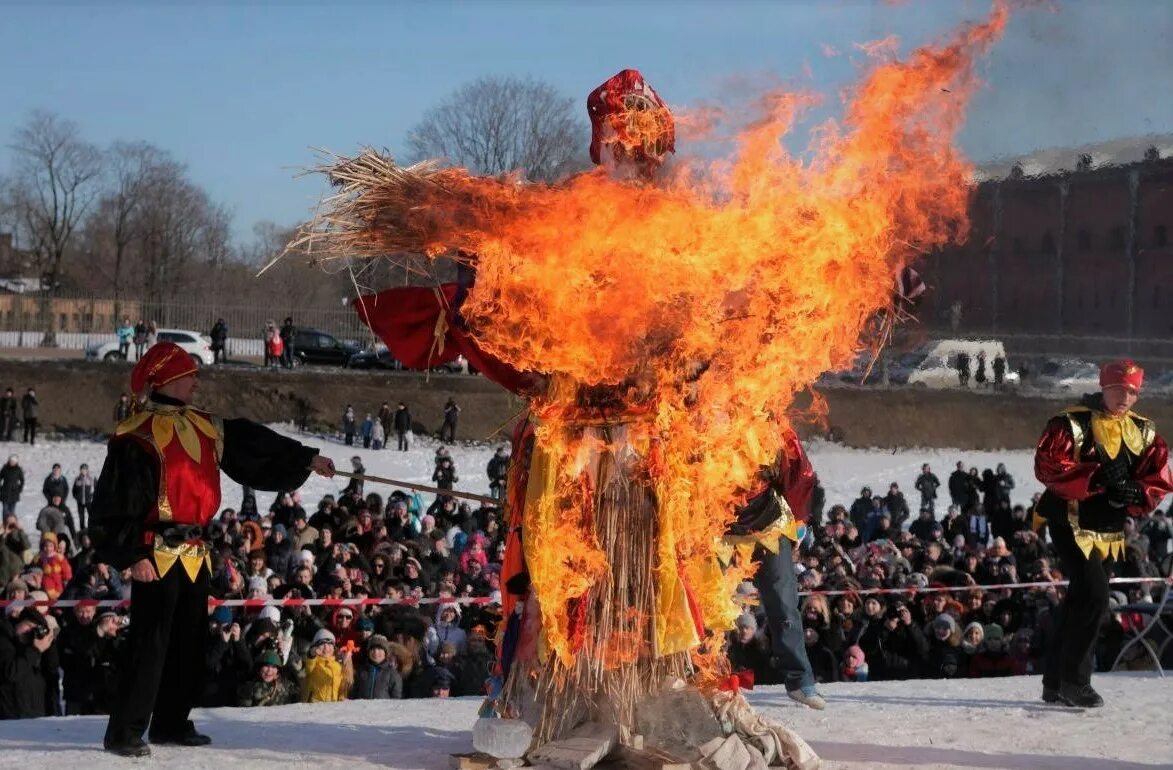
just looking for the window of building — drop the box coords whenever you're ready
[1077,230,1092,251]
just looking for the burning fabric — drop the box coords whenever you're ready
[289,6,1006,767]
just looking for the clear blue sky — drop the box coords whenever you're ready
[2,0,1171,244]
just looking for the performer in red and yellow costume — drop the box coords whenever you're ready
[1033,359,1172,707]
[91,343,335,757]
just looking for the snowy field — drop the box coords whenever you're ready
[0,675,1168,769]
[6,429,1052,533]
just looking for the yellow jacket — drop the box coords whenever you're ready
[302,654,351,703]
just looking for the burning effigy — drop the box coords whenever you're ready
[287,6,1006,767]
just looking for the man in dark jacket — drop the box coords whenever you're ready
[20,388,38,445]
[858,601,929,681]
[440,397,460,443]
[113,394,132,425]
[914,463,940,515]
[0,456,23,518]
[43,463,69,506]
[849,487,873,532]
[350,634,403,699]
[73,464,96,532]
[59,606,123,715]
[0,389,16,441]
[947,461,969,508]
[203,608,251,707]
[0,608,52,719]
[279,317,295,369]
[209,319,228,364]
[266,524,295,579]
[393,402,412,452]
[883,483,911,531]
[486,448,509,501]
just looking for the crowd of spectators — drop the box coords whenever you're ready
[2,449,1170,720]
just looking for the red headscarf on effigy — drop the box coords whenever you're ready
[1100,359,1144,392]
[587,68,675,165]
[130,342,198,396]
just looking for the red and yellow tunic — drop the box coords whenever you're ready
[115,404,223,580]
[1034,401,1173,560]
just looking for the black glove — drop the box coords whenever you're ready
[1107,481,1144,508]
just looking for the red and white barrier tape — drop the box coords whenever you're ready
[2,576,1168,611]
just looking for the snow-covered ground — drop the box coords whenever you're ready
[0,675,1168,769]
[6,430,1049,533]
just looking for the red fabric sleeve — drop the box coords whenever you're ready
[1130,434,1173,516]
[778,430,817,523]
[1033,418,1100,501]
[353,285,534,394]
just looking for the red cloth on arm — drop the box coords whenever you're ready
[1034,418,1100,502]
[1129,435,1173,516]
[352,285,533,394]
[777,429,816,524]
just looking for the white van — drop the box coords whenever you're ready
[903,339,1018,389]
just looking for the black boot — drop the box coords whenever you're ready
[1057,683,1104,708]
[149,721,212,746]
[104,736,151,757]
[1041,686,1061,704]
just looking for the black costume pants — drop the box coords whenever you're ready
[106,564,209,744]
[1043,514,1109,689]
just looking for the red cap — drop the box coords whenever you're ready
[130,342,198,395]
[587,69,675,166]
[1099,359,1144,392]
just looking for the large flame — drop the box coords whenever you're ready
[300,4,1008,661]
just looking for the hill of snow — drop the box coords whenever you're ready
[0,675,1168,769]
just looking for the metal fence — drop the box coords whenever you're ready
[0,291,375,354]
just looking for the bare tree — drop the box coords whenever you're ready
[4,111,103,343]
[405,76,588,182]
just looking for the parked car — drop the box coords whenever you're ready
[85,328,214,366]
[1032,359,1100,392]
[290,328,361,366]
[347,346,401,370]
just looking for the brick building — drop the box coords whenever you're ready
[919,144,1173,359]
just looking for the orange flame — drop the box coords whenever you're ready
[355,4,1007,659]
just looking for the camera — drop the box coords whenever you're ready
[32,625,50,641]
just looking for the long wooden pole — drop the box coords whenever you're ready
[329,468,499,506]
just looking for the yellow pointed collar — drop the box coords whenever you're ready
[1089,411,1145,460]
[117,405,220,463]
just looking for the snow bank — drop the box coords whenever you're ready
[0,675,1167,769]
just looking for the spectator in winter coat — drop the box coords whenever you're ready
[20,388,38,445]
[209,319,228,364]
[433,458,458,491]
[43,464,68,506]
[967,624,1017,677]
[803,627,839,684]
[0,457,22,518]
[36,496,69,543]
[908,507,937,541]
[431,602,468,654]
[361,414,375,449]
[37,534,72,599]
[0,390,16,441]
[947,462,969,508]
[924,613,966,679]
[59,607,122,715]
[393,402,412,452]
[840,644,868,682]
[342,406,356,446]
[237,650,298,707]
[266,524,294,578]
[72,464,95,531]
[914,464,940,515]
[486,448,509,501]
[204,608,251,707]
[113,394,132,425]
[883,483,911,531]
[454,627,494,697]
[370,419,385,450]
[440,398,460,443]
[116,318,134,360]
[0,518,26,587]
[849,487,874,532]
[279,317,295,369]
[350,634,403,699]
[0,608,52,718]
[858,601,929,681]
[303,629,352,702]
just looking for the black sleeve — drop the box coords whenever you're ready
[89,438,158,570]
[220,418,318,493]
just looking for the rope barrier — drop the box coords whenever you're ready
[3,577,1168,611]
